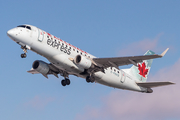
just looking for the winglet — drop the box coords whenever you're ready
[161,48,169,57]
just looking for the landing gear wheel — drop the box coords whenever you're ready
[90,76,95,83]
[61,79,71,86]
[86,76,95,83]
[86,76,91,83]
[65,79,70,85]
[61,80,66,86]
[21,53,27,58]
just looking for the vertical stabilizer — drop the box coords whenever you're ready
[130,50,155,82]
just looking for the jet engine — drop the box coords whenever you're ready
[74,55,92,69]
[32,60,50,75]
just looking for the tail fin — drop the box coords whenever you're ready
[130,50,155,82]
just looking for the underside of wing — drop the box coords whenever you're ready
[92,48,169,68]
[137,81,175,88]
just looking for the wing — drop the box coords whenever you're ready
[93,48,169,69]
[137,81,175,88]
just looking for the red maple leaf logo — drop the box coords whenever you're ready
[138,62,149,78]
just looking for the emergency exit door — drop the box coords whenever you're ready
[38,29,44,42]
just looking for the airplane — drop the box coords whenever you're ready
[7,24,174,93]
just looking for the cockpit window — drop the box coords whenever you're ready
[17,25,26,28]
[17,25,31,30]
[26,26,31,30]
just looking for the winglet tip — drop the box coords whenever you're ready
[161,48,169,57]
[169,81,175,84]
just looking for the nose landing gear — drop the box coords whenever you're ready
[20,46,28,58]
[21,53,27,58]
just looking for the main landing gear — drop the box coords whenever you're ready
[61,78,70,86]
[60,71,70,86]
[86,75,95,83]
[20,46,27,58]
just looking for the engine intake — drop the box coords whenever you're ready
[32,60,50,75]
[74,55,92,69]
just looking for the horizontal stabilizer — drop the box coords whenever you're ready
[27,68,58,78]
[27,68,39,74]
[137,81,175,88]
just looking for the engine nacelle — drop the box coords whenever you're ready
[32,60,50,75]
[74,55,92,69]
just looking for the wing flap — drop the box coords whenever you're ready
[137,81,175,88]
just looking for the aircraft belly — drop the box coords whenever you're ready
[95,69,143,92]
[49,54,84,73]
[94,71,104,80]
[122,78,143,92]
[95,69,123,89]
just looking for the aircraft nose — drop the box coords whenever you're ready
[7,29,15,37]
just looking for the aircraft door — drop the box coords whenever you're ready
[38,29,44,42]
[121,71,126,83]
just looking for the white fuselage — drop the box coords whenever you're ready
[7,25,147,93]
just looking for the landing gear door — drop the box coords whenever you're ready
[38,29,44,42]
[121,71,126,83]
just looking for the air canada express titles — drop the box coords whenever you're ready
[46,34,88,56]
[47,37,71,55]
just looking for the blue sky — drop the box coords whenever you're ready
[0,0,180,120]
